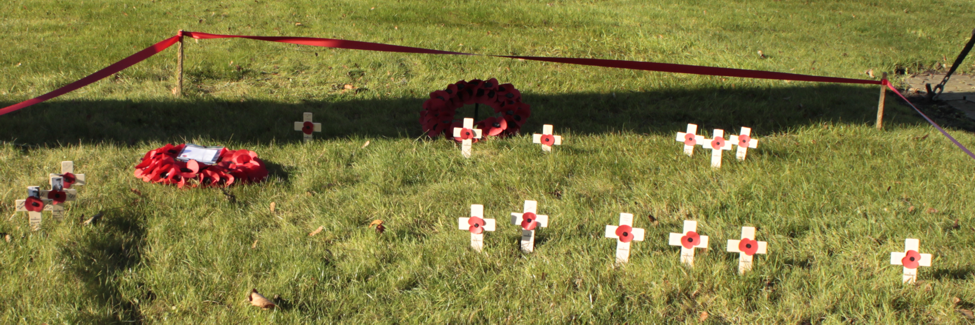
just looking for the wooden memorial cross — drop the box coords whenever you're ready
[890,238,932,284]
[52,161,86,189]
[294,112,322,142]
[668,220,709,267]
[510,200,548,253]
[458,204,496,252]
[14,186,52,231]
[702,129,733,168]
[728,127,759,161]
[39,175,77,221]
[604,213,645,264]
[532,124,562,152]
[453,118,482,158]
[675,123,704,157]
[726,226,767,274]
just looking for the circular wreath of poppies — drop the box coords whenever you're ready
[133,144,268,188]
[419,78,531,140]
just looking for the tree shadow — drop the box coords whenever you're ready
[60,208,150,323]
[0,83,947,147]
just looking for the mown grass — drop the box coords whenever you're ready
[1,0,974,323]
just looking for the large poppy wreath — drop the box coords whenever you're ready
[419,78,531,140]
[133,144,268,188]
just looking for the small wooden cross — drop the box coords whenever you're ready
[604,213,645,264]
[675,123,705,157]
[39,175,77,221]
[532,124,562,152]
[728,127,759,161]
[890,238,932,284]
[458,204,496,252]
[668,220,709,267]
[702,129,733,168]
[14,186,53,231]
[293,112,322,142]
[726,226,767,274]
[51,161,85,189]
[510,200,548,253]
[453,118,482,158]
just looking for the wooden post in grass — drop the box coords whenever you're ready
[175,30,184,97]
[876,72,887,129]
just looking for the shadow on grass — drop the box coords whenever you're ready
[60,208,149,323]
[0,84,959,147]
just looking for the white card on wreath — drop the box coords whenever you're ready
[177,144,224,165]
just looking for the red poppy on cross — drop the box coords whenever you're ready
[14,186,53,231]
[702,129,734,168]
[293,112,322,142]
[52,161,85,189]
[453,118,483,158]
[604,213,646,264]
[40,175,76,221]
[890,238,932,284]
[511,200,549,253]
[726,226,768,274]
[668,220,709,267]
[532,124,562,152]
[728,126,760,161]
[458,204,496,252]
[675,123,705,157]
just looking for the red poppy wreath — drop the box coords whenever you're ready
[133,144,268,188]
[419,78,531,141]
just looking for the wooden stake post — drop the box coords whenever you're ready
[510,200,548,253]
[890,238,932,284]
[727,127,759,161]
[702,129,733,168]
[604,213,645,264]
[675,123,704,157]
[458,204,496,252]
[532,124,562,152]
[668,220,709,267]
[453,118,482,158]
[876,72,887,130]
[14,186,52,231]
[177,31,184,97]
[294,112,322,142]
[726,226,767,274]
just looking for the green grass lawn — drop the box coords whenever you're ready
[2,0,975,323]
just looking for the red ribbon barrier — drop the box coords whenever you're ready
[2,31,970,163]
[0,35,181,116]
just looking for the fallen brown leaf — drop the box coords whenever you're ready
[130,188,143,196]
[953,219,960,230]
[4,234,10,243]
[344,84,355,90]
[699,311,709,322]
[953,297,962,305]
[248,289,275,310]
[959,309,974,320]
[369,219,385,234]
[926,207,938,214]
[908,206,916,213]
[308,226,324,237]
[82,212,104,226]
[361,140,370,149]
[270,202,276,214]
[251,238,259,249]
[647,214,658,226]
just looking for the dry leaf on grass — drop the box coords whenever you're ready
[248,289,275,310]
[361,140,370,149]
[926,207,938,214]
[130,188,143,196]
[251,238,259,249]
[647,214,658,226]
[699,311,709,321]
[270,202,276,214]
[308,226,324,237]
[4,234,10,243]
[82,212,104,226]
[369,219,385,234]
[959,309,974,320]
